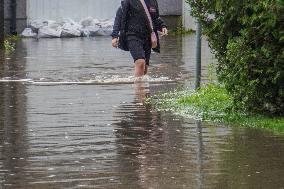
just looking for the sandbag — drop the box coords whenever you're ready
[80,17,101,37]
[21,28,37,38]
[82,25,101,37]
[80,17,99,27]
[95,27,113,36]
[25,17,115,38]
[29,20,46,33]
[95,19,114,36]
[61,23,82,37]
[38,25,62,38]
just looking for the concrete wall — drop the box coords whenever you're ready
[4,0,27,34]
[27,0,121,22]
[158,0,182,16]
[157,0,183,30]
[183,0,196,30]
[4,0,11,33]
[26,0,183,22]
[158,0,196,31]
[26,0,185,31]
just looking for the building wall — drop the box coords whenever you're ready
[157,0,183,29]
[183,0,196,30]
[157,0,182,16]
[4,0,27,34]
[158,0,196,30]
[26,0,185,25]
[27,0,121,22]
[4,0,11,33]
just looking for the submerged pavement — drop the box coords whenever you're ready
[0,36,284,188]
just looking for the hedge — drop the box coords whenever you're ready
[187,0,284,115]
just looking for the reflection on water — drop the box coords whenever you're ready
[0,48,29,188]
[0,36,283,188]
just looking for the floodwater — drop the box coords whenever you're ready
[0,36,284,189]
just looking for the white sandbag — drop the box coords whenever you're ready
[28,17,115,38]
[93,19,101,25]
[98,19,114,28]
[95,26,113,36]
[81,25,100,37]
[48,21,62,29]
[30,19,62,33]
[64,18,82,29]
[29,19,47,33]
[80,17,102,37]
[21,28,37,38]
[38,26,62,38]
[81,29,91,37]
[63,18,80,26]
[61,23,82,37]
[95,19,114,36]
[80,17,97,27]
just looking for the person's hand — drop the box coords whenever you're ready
[112,38,118,48]
[161,27,168,36]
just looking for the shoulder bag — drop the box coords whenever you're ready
[139,0,158,49]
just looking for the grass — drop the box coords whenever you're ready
[4,40,15,52]
[148,83,284,134]
[4,35,21,52]
[170,17,195,36]
[171,27,195,36]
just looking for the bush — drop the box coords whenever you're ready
[187,0,284,115]
[4,40,15,52]
[3,35,20,52]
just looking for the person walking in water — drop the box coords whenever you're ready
[111,0,168,77]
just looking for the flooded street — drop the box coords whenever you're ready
[0,36,284,188]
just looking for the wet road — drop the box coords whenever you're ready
[0,36,284,189]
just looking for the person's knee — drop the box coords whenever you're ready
[135,59,146,68]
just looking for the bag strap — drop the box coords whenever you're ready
[139,0,154,32]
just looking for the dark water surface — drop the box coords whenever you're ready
[0,36,284,189]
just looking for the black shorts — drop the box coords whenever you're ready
[128,37,151,65]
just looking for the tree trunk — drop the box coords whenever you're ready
[0,0,4,49]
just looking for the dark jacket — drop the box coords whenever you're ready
[112,0,167,52]
[111,3,123,39]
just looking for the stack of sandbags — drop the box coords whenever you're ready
[37,21,62,38]
[80,17,100,37]
[95,19,114,36]
[61,19,82,37]
[21,17,114,38]
[21,28,37,38]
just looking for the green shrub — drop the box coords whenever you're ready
[171,17,195,35]
[3,35,20,52]
[4,40,15,52]
[187,0,284,115]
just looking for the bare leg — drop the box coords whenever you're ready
[135,59,146,77]
[144,64,148,75]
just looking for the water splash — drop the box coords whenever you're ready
[0,75,174,86]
